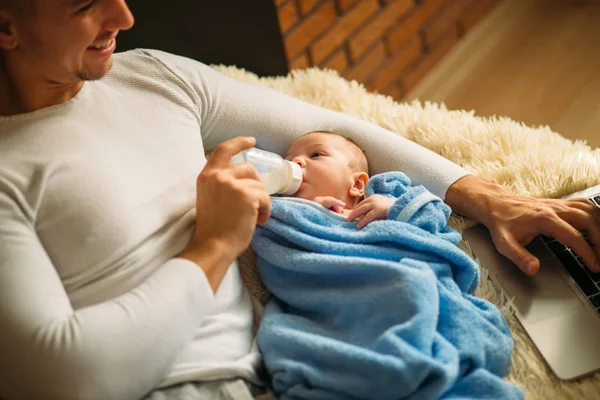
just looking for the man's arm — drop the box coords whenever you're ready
[142,49,470,200]
[145,49,600,276]
[0,190,213,400]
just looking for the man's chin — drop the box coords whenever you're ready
[76,58,113,81]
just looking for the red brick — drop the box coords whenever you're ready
[370,37,421,91]
[284,1,337,60]
[278,1,300,34]
[299,0,323,16]
[344,41,387,83]
[421,0,469,48]
[322,48,349,73]
[349,0,414,60]
[458,0,501,34]
[401,33,457,94]
[337,0,360,13]
[387,0,446,53]
[310,0,379,65]
[289,53,311,70]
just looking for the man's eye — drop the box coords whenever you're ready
[78,0,97,13]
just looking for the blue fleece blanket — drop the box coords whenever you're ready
[252,172,523,400]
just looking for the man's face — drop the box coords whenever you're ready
[2,0,134,82]
[285,132,358,202]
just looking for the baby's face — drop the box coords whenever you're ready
[285,132,357,202]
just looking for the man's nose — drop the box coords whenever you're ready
[105,0,135,32]
[292,157,306,168]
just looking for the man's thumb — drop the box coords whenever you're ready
[503,236,540,276]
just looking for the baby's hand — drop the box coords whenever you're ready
[346,195,395,229]
[313,196,346,214]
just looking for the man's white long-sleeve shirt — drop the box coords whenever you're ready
[0,49,470,400]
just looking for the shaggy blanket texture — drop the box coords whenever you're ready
[214,65,600,400]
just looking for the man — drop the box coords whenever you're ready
[0,1,599,399]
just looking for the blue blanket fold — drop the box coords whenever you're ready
[253,172,523,400]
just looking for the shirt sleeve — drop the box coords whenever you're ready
[142,49,471,200]
[0,187,214,400]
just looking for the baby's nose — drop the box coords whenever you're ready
[292,157,306,167]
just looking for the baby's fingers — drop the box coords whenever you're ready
[314,196,345,209]
[347,203,371,221]
[330,205,344,214]
[357,211,378,229]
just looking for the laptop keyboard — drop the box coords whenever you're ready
[540,195,600,315]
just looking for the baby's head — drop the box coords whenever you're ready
[284,131,369,209]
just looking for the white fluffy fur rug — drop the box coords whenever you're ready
[215,65,600,399]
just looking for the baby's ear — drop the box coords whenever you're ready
[349,172,369,198]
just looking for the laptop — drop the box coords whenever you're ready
[462,184,600,381]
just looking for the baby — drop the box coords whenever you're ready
[284,130,392,229]
[254,132,520,400]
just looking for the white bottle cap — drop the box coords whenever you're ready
[281,161,303,195]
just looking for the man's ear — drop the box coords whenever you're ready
[348,172,369,198]
[0,11,18,51]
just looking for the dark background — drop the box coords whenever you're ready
[117,0,289,77]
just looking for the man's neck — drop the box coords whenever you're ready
[0,55,83,116]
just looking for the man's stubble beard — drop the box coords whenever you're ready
[75,57,113,81]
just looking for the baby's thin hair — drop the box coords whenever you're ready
[305,131,369,174]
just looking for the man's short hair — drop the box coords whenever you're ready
[0,0,31,13]
[0,0,14,10]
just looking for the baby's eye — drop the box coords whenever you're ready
[310,152,323,158]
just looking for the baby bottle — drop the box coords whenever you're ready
[231,147,303,195]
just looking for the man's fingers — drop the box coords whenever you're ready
[569,197,600,224]
[255,190,272,225]
[564,199,600,258]
[236,182,271,225]
[234,178,264,191]
[207,136,256,169]
[543,205,600,271]
[573,206,600,262]
[230,162,262,182]
[543,213,600,272]
[496,231,540,275]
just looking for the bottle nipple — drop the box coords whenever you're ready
[280,161,303,195]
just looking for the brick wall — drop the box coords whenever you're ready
[275,0,503,99]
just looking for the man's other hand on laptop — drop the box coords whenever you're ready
[445,176,600,277]
[482,194,600,276]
